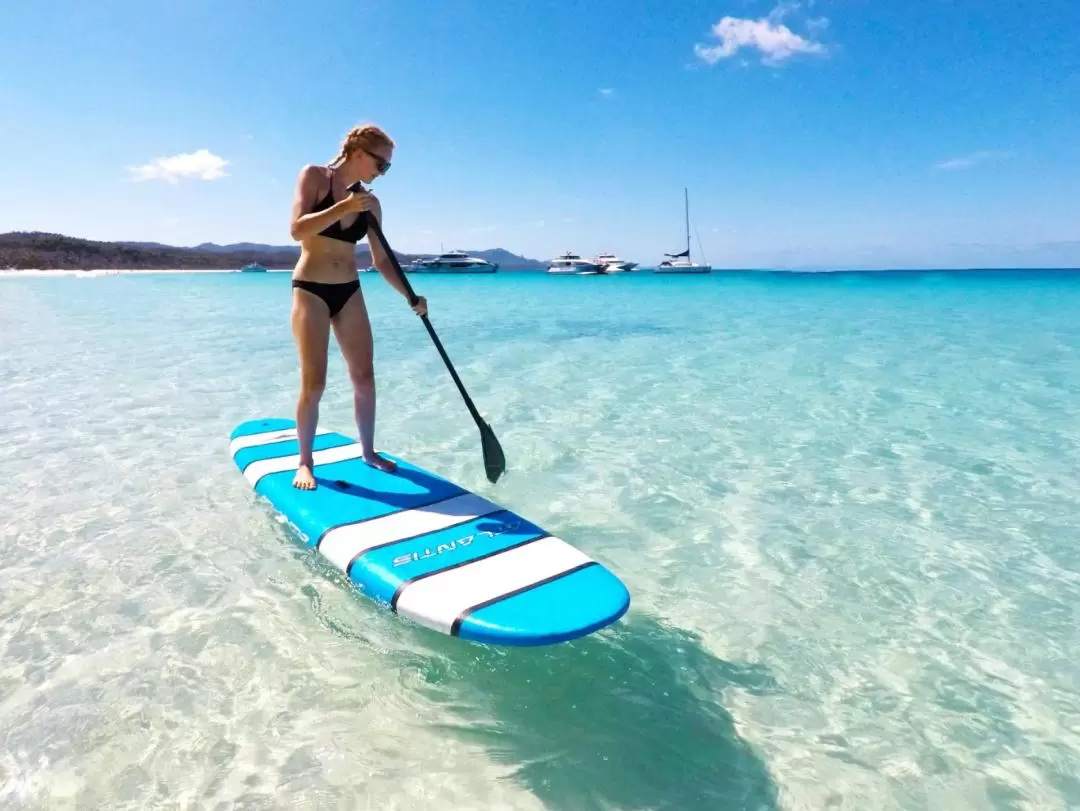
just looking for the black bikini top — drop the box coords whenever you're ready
[311,169,369,244]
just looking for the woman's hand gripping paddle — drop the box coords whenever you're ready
[349,182,506,483]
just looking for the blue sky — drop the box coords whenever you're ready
[1,0,1077,268]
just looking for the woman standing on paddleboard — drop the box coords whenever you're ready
[287,123,427,490]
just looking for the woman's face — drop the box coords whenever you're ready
[357,144,393,182]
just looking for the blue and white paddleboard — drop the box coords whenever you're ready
[229,418,630,646]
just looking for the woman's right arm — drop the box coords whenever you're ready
[289,165,349,241]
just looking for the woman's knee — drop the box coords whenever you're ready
[299,370,327,401]
[348,362,375,390]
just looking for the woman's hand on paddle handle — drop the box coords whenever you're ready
[411,295,428,317]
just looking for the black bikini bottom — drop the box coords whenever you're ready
[292,279,360,318]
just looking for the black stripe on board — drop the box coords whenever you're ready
[389,534,550,611]
[449,561,599,636]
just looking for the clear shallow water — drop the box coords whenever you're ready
[1,269,1079,810]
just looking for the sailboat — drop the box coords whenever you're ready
[655,188,711,274]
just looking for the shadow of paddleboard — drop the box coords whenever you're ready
[412,613,782,811]
[289,518,780,809]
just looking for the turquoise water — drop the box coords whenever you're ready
[2,269,1079,810]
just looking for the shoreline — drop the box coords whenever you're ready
[3,267,1079,278]
[0,268,297,277]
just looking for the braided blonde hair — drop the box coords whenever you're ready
[329,123,395,167]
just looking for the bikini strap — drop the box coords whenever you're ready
[324,165,335,200]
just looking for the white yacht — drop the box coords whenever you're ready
[547,252,604,274]
[409,250,498,273]
[593,253,638,272]
[655,188,712,274]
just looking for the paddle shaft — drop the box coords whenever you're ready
[356,199,485,425]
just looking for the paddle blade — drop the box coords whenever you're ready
[480,419,506,483]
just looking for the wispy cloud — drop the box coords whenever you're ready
[935,150,1012,171]
[127,149,229,183]
[599,88,614,97]
[694,4,827,66]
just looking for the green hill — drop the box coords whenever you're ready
[0,232,545,270]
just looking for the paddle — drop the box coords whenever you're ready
[348,182,506,484]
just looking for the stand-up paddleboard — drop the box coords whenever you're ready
[229,418,630,646]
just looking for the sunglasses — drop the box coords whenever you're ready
[364,149,391,174]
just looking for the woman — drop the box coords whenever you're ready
[287,123,427,490]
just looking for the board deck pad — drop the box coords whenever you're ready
[230,418,630,646]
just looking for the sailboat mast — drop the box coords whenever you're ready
[684,187,690,254]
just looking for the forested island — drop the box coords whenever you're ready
[0,232,544,270]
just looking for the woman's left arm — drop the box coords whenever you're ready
[367,198,428,316]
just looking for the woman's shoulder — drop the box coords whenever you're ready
[293,164,333,202]
[297,163,333,182]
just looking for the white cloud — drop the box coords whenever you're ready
[694,5,827,66]
[127,149,230,183]
[599,88,614,97]
[935,150,1012,171]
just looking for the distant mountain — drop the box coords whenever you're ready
[464,248,546,269]
[191,242,547,269]
[0,231,546,271]
[192,242,299,255]
[117,241,177,250]
[0,232,302,270]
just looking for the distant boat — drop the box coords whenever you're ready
[593,253,638,272]
[655,188,711,274]
[409,250,498,273]
[240,263,267,272]
[547,252,604,274]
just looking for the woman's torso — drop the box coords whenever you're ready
[293,167,369,283]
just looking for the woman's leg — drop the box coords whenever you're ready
[331,286,396,473]
[291,288,331,489]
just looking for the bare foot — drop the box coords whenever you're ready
[293,464,316,490]
[363,453,397,473]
